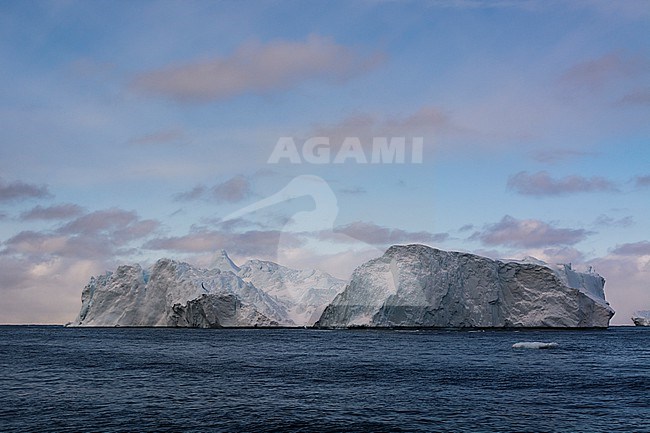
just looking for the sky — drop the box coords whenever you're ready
[0,0,648,325]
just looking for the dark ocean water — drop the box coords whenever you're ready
[0,326,648,433]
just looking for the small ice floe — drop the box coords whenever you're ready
[512,341,559,349]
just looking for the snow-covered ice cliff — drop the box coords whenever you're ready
[316,244,614,328]
[69,251,344,327]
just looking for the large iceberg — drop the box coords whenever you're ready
[69,251,345,327]
[316,244,614,328]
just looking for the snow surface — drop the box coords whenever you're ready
[237,259,343,326]
[70,251,345,327]
[316,244,615,328]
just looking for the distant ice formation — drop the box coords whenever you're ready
[632,311,650,327]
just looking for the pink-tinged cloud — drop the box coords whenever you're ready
[310,106,454,147]
[212,175,251,203]
[143,229,303,257]
[0,256,104,324]
[20,203,84,221]
[131,34,383,102]
[611,241,650,256]
[535,246,586,265]
[507,171,617,196]
[0,178,51,202]
[59,208,158,239]
[111,219,160,245]
[330,221,449,246]
[175,175,252,203]
[4,231,110,260]
[4,231,68,256]
[472,215,591,248]
[4,208,159,260]
[0,256,35,293]
[559,52,645,90]
[499,246,586,266]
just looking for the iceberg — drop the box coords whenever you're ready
[316,244,614,328]
[69,251,345,327]
[631,311,650,327]
[237,259,344,326]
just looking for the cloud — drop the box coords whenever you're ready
[287,106,462,163]
[0,206,161,324]
[129,129,185,145]
[143,221,438,266]
[311,106,454,145]
[131,34,383,102]
[59,208,149,236]
[591,253,650,325]
[212,175,251,203]
[472,215,591,248]
[611,241,650,256]
[0,256,35,293]
[529,246,586,265]
[4,209,160,261]
[209,216,267,232]
[498,246,587,266]
[4,231,68,256]
[593,215,634,228]
[330,221,449,247]
[143,228,303,258]
[507,171,617,196]
[530,149,595,164]
[0,178,51,202]
[617,88,650,106]
[174,185,207,201]
[559,52,645,91]
[3,231,112,260]
[633,175,650,188]
[176,175,253,203]
[20,204,84,221]
[0,256,104,324]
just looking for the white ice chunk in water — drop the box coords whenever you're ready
[512,341,559,349]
